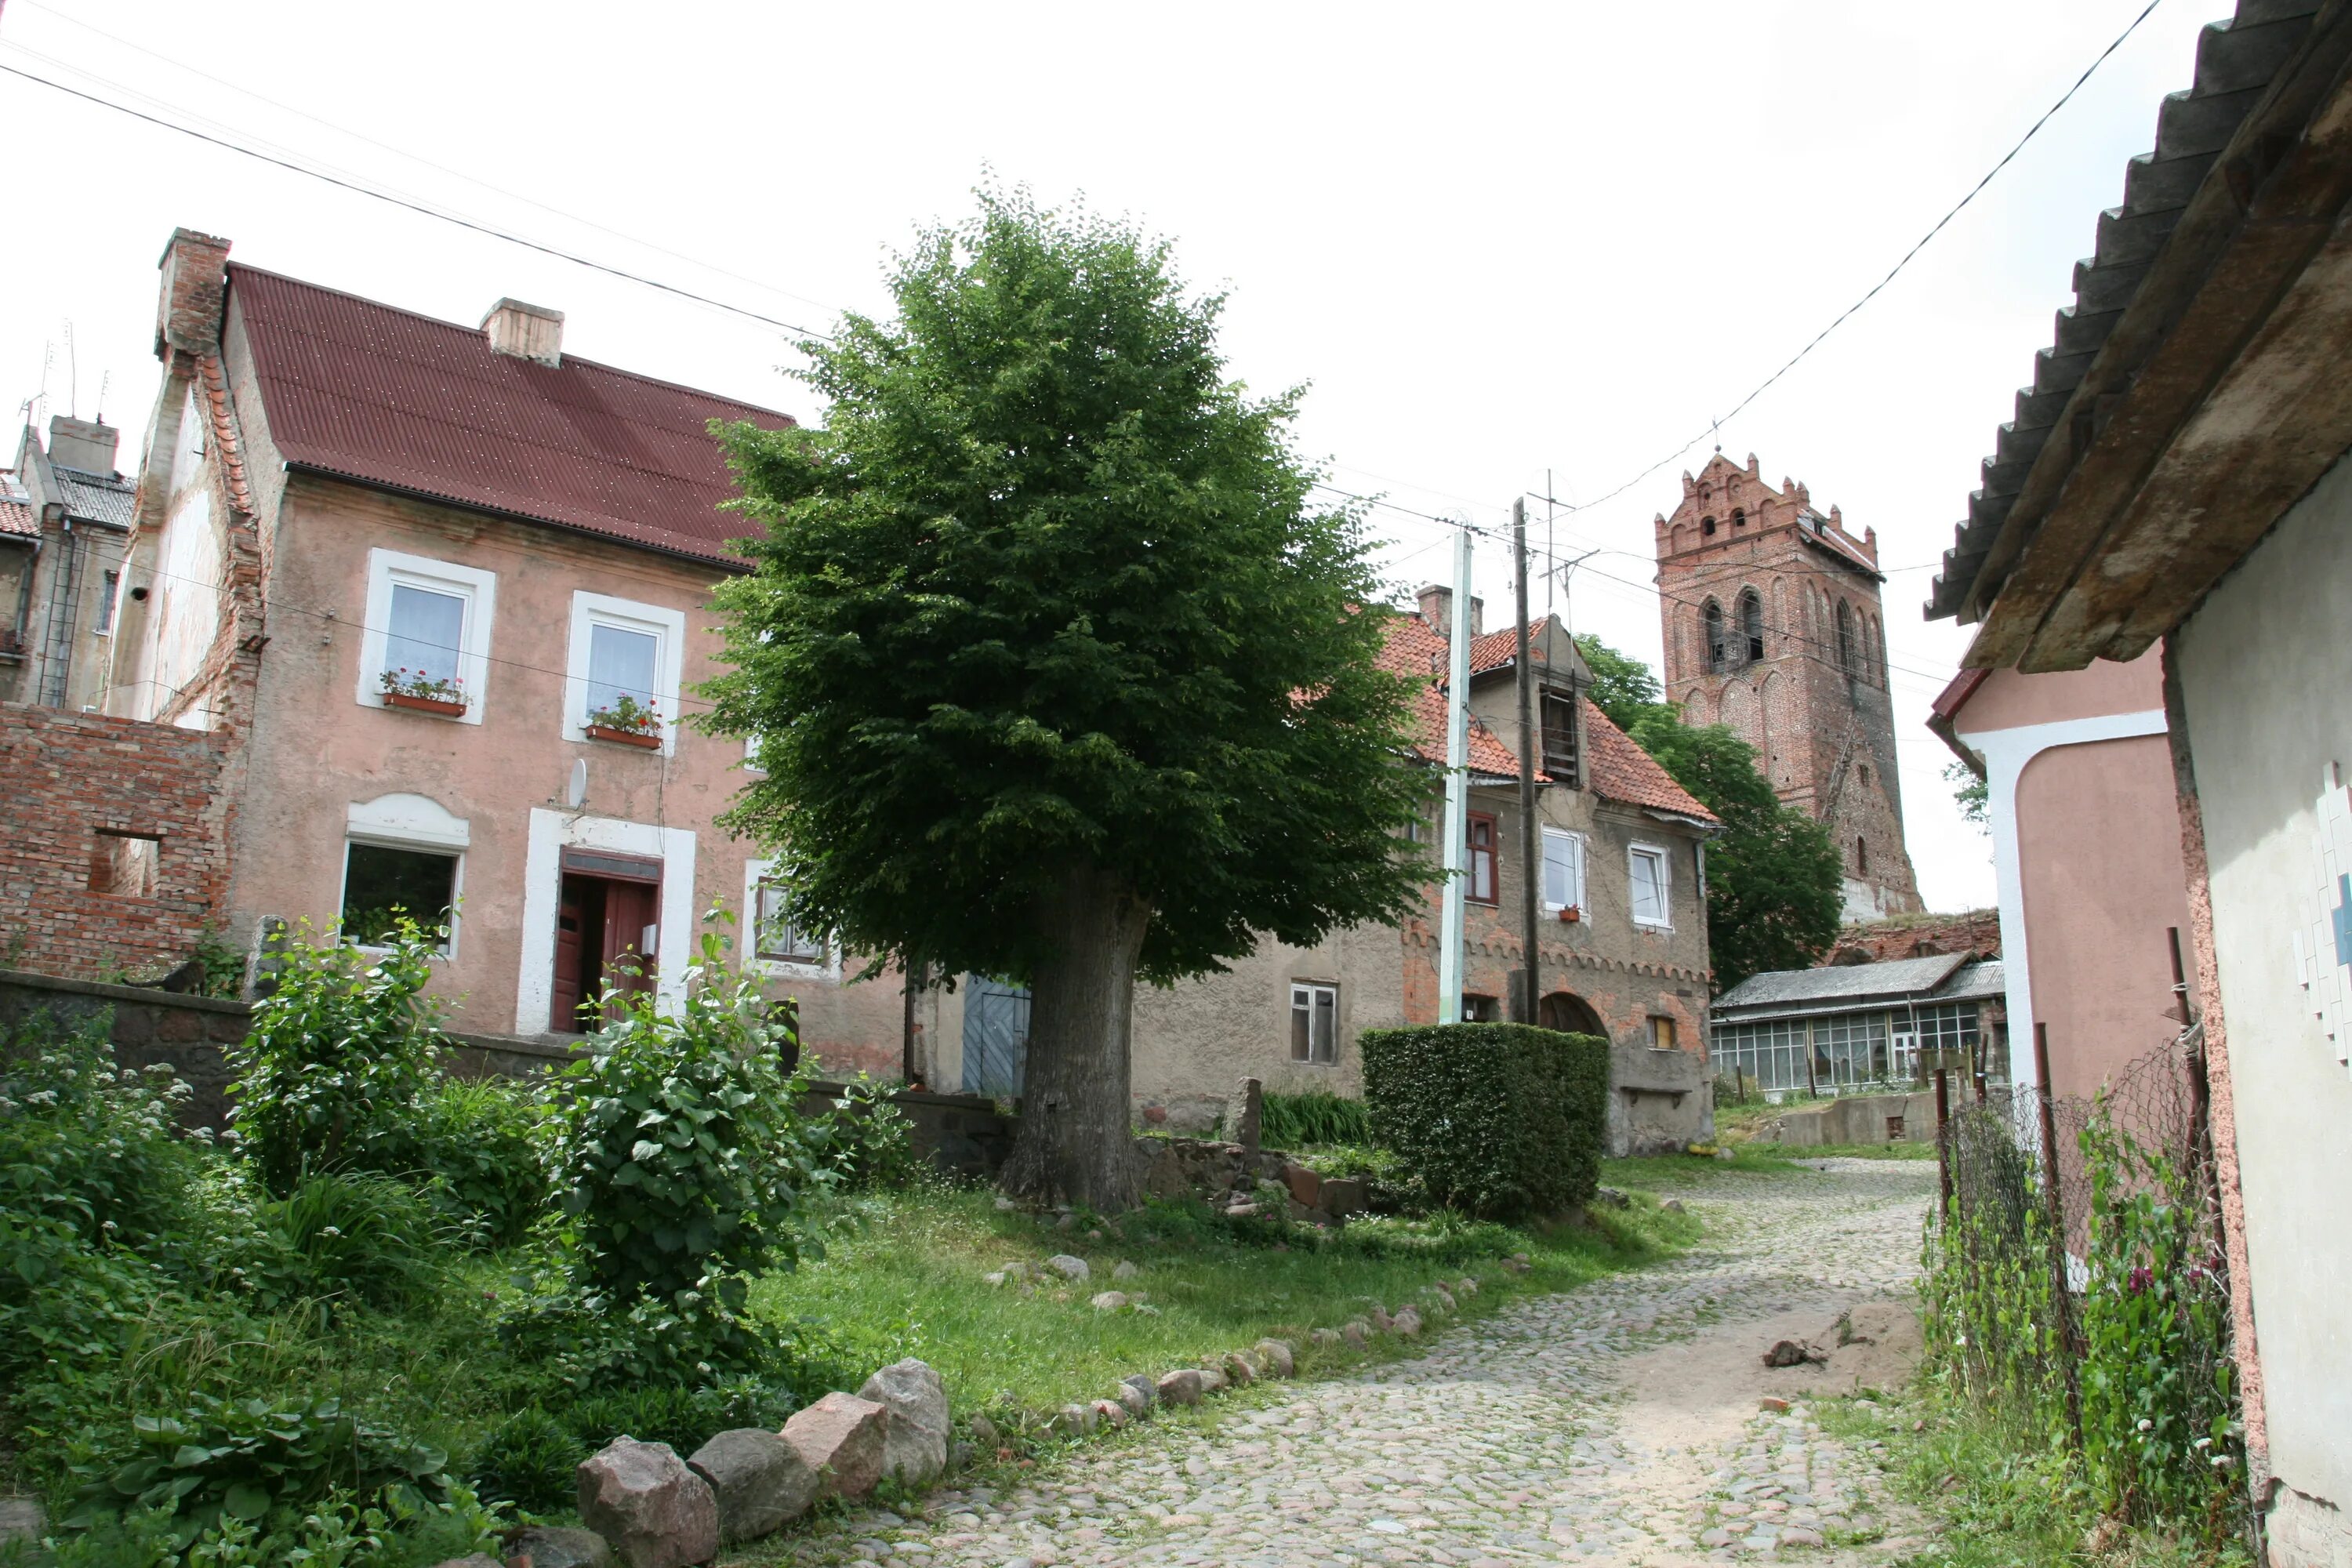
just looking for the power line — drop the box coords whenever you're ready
[0,58,840,345]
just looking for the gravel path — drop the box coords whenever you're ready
[752,1160,1935,1568]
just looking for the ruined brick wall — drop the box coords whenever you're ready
[1828,908,2001,964]
[1653,452,1921,918]
[0,705,233,981]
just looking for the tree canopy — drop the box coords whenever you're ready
[699,187,1428,1204]
[1575,635,1842,988]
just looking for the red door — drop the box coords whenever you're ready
[600,880,660,1010]
[551,895,587,1032]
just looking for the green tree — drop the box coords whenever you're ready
[1945,759,1988,828]
[701,188,1426,1209]
[1575,635,1842,988]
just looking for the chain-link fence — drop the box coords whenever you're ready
[1927,1025,2246,1541]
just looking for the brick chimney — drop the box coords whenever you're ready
[47,416,120,476]
[155,228,232,358]
[482,299,563,365]
[1414,584,1483,637]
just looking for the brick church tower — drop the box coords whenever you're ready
[1653,452,1922,920]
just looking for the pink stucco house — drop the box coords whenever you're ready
[100,228,922,1072]
[1928,653,2192,1102]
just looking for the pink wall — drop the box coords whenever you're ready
[1960,650,2163,732]
[2013,734,2191,1098]
[227,474,908,1073]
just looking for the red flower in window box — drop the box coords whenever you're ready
[379,667,469,716]
[584,693,664,748]
[1557,905,1581,924]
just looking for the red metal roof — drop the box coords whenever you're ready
[227,265,791,565]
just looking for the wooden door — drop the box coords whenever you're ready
[551,895,586,1032]
[601,880,659,1005]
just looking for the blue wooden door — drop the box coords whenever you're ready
[961,976,1029,1098]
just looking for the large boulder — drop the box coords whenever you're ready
[781,1392,890,1501]
[858,1358,951,1487]
[1155,1369,1204,1406]
[576,1438,718,1568]
[686,1428,819,1543]
[1321,1176,1369,1218]
[503,1526,614,1568]
[1254,1338,1296,1377]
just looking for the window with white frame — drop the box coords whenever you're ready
[1628,843,1671,928]
[1541,827,1586,913]
[358,550,498,723]
[565,592,685,751]
[754,877,826,965]
[340,793,469,954]
[1290,981,1338,1064]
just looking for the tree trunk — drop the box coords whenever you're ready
[998,862,1152,1211]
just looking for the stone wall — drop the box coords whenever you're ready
[0,706,234,982]
[1607,1040,1711,1156]
[0,967,1016,1176]
[1827,908,2001,965]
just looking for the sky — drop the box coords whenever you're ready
[0,0,2230,912]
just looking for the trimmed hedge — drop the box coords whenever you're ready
[1359,1024,1609,1221]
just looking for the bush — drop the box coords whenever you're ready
[1258,1089,1374,1149]
[261,1171,448,1308]
[820,1073,923,1192]
[469,1381,803,1514]
[227,920,446,1196]
[2,1008,200,1248]
[1359,1024,1607,1221]
[408,1076,550,1248]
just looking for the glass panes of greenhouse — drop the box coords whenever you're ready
[1912,1003,1980,1065]
[1813,1012,1891,1087]
[1711,1018,1809,1092]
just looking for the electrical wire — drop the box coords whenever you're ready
[0,58,840,344]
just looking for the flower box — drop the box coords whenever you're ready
[1556,906,1581,924]
[586,723,662,750]
[382,691,467,717]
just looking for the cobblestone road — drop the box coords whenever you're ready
[755,1160,1935,1568]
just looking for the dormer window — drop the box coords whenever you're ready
[1541,689,1581,786]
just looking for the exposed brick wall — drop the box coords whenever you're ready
[0,706,233,981]
[1653,452,1922,917]
[1828,908,2002,964]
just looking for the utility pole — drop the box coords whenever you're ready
[1437,526,1473,1025]
[1512,497,1541,1025]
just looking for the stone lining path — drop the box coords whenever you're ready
[746,1160,1935,1568]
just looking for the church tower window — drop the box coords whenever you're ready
[1738,590,1765,665]
[1703,600,1727,673]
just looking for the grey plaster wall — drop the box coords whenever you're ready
[2176,448,2352,1533]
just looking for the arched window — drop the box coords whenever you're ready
[1731,506,1746,528]
[1737,589,1765,664]
[1703,600,1727,673]
[1836,600,1858,677]
[1539,992,1607,1037]
[1856,836,1869,874]
[1700,514,1718,538]
[1858,763,1871,788]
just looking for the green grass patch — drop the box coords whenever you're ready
[1748,1140,1937,1162]
[747,1184,1697,1420]
[1599,1149,1807,1186]
[1813,1388,2252,1568]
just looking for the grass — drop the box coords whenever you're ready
[1813,1386,2252,1568]
[749,1183,1699,1421]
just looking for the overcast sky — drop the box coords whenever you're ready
[0,0,2228,912]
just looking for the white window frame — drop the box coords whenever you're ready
[340,793,470,957]
[1541,826,1588,915]
[1290,980,1339,1065]
[565,591,686,755]
[356,549,498,725]
[1628,841,1673,930]
[742,856,839,981]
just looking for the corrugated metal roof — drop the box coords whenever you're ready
[227,264,793,566]
[1928,0,2321,621]
[53,467,136,528]
[1937,960,2007,1004]
[1715,951,1971,1013]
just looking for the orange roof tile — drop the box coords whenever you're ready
[1581,698,1717,822]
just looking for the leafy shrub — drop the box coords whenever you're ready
[2,1008,201,1247]
[1258,1089,1374,1149]
[464,1408,577,1515]
[227,920,446,1196]
[821,1073,923,1192]
[1359,1023,1608,1221]
[550,927,826,1303]
[69,1395,454,1551]
[408,1076,550,1247]
[261,1171,448,1308]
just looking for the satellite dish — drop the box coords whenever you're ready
[568,758,588,808]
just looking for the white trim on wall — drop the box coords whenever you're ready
[564,591,688,756]
[515,807,698,1032]
[1957,707,2169,1094]
[356,549,498,725]
[340,793,470,958]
